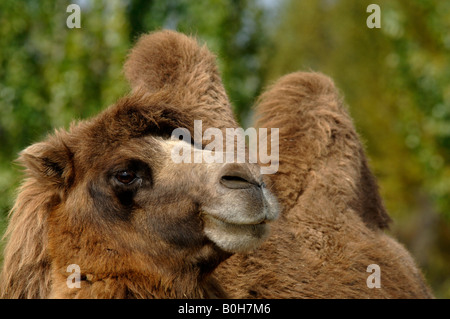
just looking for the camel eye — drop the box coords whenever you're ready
[115,170,137,185]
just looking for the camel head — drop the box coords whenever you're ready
[0,30,279,298]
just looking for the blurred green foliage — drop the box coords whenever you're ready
[0,0,448,298]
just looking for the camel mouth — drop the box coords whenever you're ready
[199,182,280,253]
[202,213,271,253]
[202,211,269,226]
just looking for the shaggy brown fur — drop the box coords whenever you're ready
[213,72,434,298]
[0,30,279,299]
[124,30,237,132]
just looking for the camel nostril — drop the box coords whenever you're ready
[220,175,255,189]
[219,163,260,190]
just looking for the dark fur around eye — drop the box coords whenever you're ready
[87,160,152,222]
[111,160,152,188]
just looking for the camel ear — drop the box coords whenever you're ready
[20,133,74,188]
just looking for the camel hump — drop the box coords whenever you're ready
[124,30,218,93]
[255,71,345,128]
[254,71,391,229]
[123,29,236,130]
[271,71,339,101]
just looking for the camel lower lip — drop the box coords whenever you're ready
[202,213,271,254]
[203,214,267,227]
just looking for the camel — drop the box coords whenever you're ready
[1,29,433,299]
[213,71,434,298]
[0,30,279,298]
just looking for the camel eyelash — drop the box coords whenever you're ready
[115,170,138,185]
[112,171,143,190]
[109,159,152,189]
